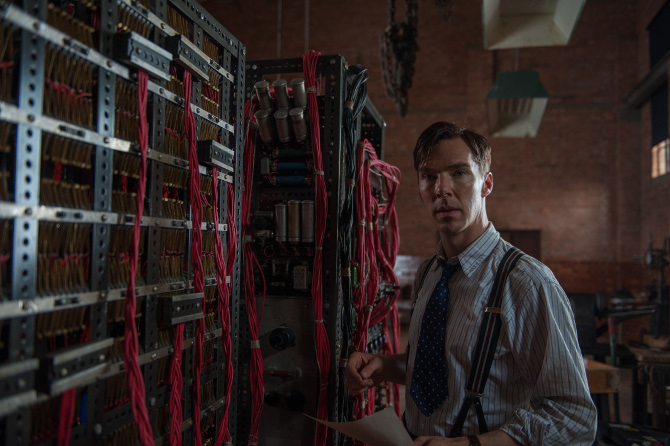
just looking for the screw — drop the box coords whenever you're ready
[24,208,32,215]
[99,354,106,362]
[61,368,68,377]
[101,214,108,222]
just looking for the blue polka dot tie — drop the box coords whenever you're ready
[410,260,460,417]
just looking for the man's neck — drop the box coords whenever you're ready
[439,220,490,259]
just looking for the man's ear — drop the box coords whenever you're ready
[481,171,493,198]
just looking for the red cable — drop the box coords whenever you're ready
[212,169,235,446]
[241,98,265,446]
[169,323,184,446]
[350,139,403,419]
[303,50,331,446]
[123,69,155,446]
[184,70,206,446]
[57,388,76,446]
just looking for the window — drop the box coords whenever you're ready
[652,138,670,178]
[650,82,669,178]
[648,2,670,178]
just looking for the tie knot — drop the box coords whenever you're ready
[439,260,460,280]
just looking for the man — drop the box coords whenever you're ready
[345,122,597,445]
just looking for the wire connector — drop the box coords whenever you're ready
[344,100,354,110]
[314,170,324,176]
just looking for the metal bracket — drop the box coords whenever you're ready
[38,338,114,396]
[197,140,234,173]
[114,31,172,81]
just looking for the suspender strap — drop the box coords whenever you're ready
[450,247,524,438]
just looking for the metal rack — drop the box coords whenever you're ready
[0,0,245,443]
[241,55,388,446]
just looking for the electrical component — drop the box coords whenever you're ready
[290,78,307,109]
[0,0,244,445]
[274,203,287,242]
[287,200,301,243]
[197,140,235,173]
[165,33,209,81]
[255,109,274,145]
[274,110,291,143]
[114,31,172,80]
[269,324,296,351]
[273,79,290,111]
[254,80,273,112]
[289,107,308,143]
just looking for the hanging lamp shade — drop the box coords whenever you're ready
[486,71,549,138]
[482,0,586,49]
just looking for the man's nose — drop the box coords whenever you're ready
[435,176,452,198]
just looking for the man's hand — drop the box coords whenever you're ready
[414,437,469,445]
[345,352,385,394]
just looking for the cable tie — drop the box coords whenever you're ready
[341,267,351,277]
[314,170,324,176]
[306,86,317,94]
[315,319,324,324]
[224,442,234,446]
[358,220,366,227]
[366,305,373,312]
[315,246,323,251]
[250,340,261,349]
[344,100,354,110]
[243,235,253,243]
[358,400,367,408]
[367,222,373,231]
[320,384,329,391]
[345,178,355,187]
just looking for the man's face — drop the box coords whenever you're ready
[417,138,492,241]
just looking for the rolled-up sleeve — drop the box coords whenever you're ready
[498,276,597,446]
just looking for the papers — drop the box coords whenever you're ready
[306,407,415,446]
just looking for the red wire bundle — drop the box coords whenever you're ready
[123,69,155,446]
[170,321,184,446]
[184,69,207,446]
[302,50,331,446]
[241,98,265,446]
[352,139,402,419]
[57,388,76,446]
[212,170,235,446]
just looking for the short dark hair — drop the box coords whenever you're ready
[413,122,491,175]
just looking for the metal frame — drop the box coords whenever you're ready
[243,55,348,445]
[0,0,245,443]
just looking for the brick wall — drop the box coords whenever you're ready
[212,0,670,297]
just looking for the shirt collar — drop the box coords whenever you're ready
[434,223,500,277]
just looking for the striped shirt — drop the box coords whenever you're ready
[405,224,597,445]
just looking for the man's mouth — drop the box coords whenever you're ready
[436,206,458,216]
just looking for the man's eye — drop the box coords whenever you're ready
[454,170,466,177]
[423,174,436,180]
